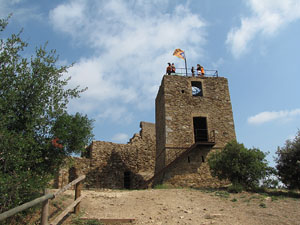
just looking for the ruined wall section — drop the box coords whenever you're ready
[87,141,139,189]
[57,121,156,189]
[132,122,156,179]
[54,157,91,189]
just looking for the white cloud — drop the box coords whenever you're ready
[0,0,42,23]
[111,133,129,143]
[226,0,300,58]
[211,57,225,69]
[248,109,300,125]
[48,0,87,37]
[50,0,207,122]
[96,106,133,124]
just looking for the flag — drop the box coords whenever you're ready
[173,49,185,60]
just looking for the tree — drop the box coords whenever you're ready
[52,112,94,154]
[0,16,93,217]
[208,141,269,189]
[276,130,300,189]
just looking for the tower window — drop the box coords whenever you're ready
[191,81,203,96]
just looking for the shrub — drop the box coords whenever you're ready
[208,141,269,190]
[228,183,244,193]
[260,167,279,189]
[154,184,170,189]
[276,130,300,189]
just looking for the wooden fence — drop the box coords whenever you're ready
[0,175,86,225]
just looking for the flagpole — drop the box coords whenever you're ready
[173,49,188,76]
[184,55,188,77]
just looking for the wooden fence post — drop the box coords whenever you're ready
[41,188,49,225]
[74,181,82,214]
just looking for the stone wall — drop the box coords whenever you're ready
[155,86,166,174]
[163,147,229,188]
[54,157,91,189]
[56,121,156,189]
[154,75,236,187]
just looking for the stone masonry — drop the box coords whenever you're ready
[56,122,156,189]
[153,75,236,187]
[56,74,236,189]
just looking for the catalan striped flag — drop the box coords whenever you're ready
[173,49,185,60]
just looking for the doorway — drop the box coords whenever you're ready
[124,171,131,189]
[193,117,208,142]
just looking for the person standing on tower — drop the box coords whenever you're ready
[166,63,172,75]
[191,66,195,76]
[171,63,176,74]
[197,64,201,76]
[201,66,205,76]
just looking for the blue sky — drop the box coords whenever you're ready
[2,0,300,166]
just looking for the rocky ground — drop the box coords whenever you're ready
[51,188,300,225]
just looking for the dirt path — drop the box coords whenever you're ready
[58,188,299,225]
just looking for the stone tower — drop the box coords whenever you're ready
[153,75,236,187]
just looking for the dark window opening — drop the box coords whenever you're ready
[193,117,208,142]
[124,171,131,189]
[181,90,185,93]
[202,156,205,162]
[191,81,203,96]
[188,156,190,163]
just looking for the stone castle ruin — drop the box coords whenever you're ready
[56,74,236,189]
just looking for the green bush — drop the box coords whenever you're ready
[260,167,279,189]
[208,141,269,190]
[154,183,170,189]
[276,130,300,189]
[228,183,244,193]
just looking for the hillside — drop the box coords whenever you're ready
[54,188,300,225]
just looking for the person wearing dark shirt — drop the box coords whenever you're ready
[191,66,195,77]
[166,63,172,75]
[197,64,201,76]
[171,63,176,74]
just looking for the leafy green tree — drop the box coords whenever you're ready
[52,112,94,154]
[208,141,269,189]
[0,16,93,217]
[276,130,300,189]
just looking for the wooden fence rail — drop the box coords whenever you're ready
[0,193,55,221]
[0,175,86,225]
